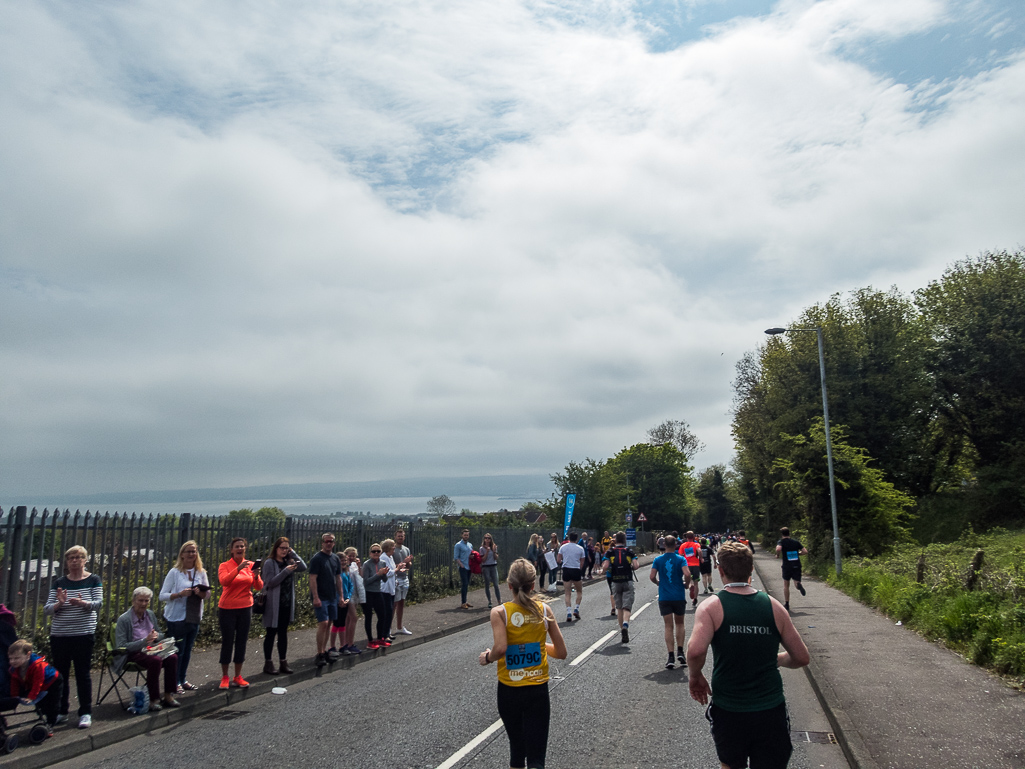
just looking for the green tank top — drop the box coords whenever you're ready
[710,590,784,712]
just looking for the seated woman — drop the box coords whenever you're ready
[114,587,180,711]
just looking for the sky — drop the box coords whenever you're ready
[2,0,1023,498]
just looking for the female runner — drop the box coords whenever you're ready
[479,558,567,769]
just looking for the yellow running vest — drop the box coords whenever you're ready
[496,600,549,687]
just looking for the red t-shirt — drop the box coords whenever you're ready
[678,540,701,567]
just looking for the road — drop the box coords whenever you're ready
[52,567,848,769]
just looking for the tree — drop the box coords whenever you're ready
[774,419,915,558]
[647,419,705,461]
[227,508,255,521]
[694,464,743,532]
[255,506,286,526]
[609,443,697,532]
[916,250,1025,524]
[550,458,630,533]
[426,495,456,517]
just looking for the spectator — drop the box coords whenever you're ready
[392,528,414,636]
[546,533,562,593]
[361,544,391,648]
[308,533,343,667]
[525,534,542,581]
[478,558,567,769]
[328,551,353,656]
[114,587,179,710]
[159,540,210,693]
[453,529,474,609]
[379,539,400,642]
[479,533,502,609]
[217,537,263,689]
[44,544,102,729]
[342,547,365,655]
[8,639,61,736]
[260,537,307,675]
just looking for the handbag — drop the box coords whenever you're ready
[253,590,266,615]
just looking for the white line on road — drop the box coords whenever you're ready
[569,601,653,666]
[569,629,618,666]
[436,718,505,769]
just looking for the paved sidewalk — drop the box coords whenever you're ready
[753,546,1025,769]
[0,565,627,769]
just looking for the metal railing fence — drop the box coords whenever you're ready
[0,506,621,646]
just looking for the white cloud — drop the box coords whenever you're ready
[1,0,1023,496]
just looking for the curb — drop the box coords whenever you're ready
[751,556,879,769]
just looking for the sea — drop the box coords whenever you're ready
[37,495,539,519]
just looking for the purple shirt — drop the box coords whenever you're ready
[131,610,154,642]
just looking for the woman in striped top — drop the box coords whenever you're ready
[44,545,103,729]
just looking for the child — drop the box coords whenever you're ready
[8,639,61,736]
[328,553,350,658]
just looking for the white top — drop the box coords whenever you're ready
[159,567,209,622]
[380,554,397,596]
[559,542,586,570]
[348,562,366,604]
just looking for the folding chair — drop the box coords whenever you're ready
[96,625,143,708]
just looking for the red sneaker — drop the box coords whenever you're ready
[219,676,230,690]
[367,640,380,649]
[232,676,250,688]
[380,640,392,647]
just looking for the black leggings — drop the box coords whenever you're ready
[364,593,386,640]
[50,634,94,717]
[218,607,252,665]
[263,616,289,660]
[497,682,550,769]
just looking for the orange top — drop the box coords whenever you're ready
[217,559,264,609]
[678,540,701,567]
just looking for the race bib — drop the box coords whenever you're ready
[505,643,542,670]
[786,551,800,561]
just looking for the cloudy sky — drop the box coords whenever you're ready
[2,0,1023,498]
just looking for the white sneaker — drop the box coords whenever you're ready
[397,627,412,635]
[78,715,92,729]
[55,714,68,725]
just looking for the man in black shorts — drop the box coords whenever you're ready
[686,541,810,769]
[775,527,809,612]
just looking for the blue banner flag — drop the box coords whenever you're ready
[563,494,576,539]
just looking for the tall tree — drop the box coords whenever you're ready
[916,250,1025,522]
[426,494,456,518]
[647,419,706,461]
[609,443,697,532]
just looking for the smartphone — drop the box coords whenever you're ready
[252,559,263,570]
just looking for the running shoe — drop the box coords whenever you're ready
[327,647,340,661]
[488,602,493,609]
[347,645,363,654]
[315,652,328,666]
[396,627,412,635]
[367,640,380,649]
[798,584,807,596]
[55,714,68,725]
[666,653,675,670]
[78,714,92,729]
[566,613,573,622]
[621,627,630,644]
[573,608,580,619]
[692,597,698,607]
[610,608,616,616]
[677,649,685,665]
[784,602,790,611]
[232,676,250,688]
[380,639,392,647]
[219,675,231,689]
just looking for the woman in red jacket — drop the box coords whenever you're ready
[217,537,263,689]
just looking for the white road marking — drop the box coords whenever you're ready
[569,630,618,666]
[569,600,653,666]
[436,718,505,769]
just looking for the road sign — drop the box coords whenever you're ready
[626,528,637,546]
[625,513,632,523]
[637,514,647,522]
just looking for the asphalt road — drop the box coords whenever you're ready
[52,568,849,769]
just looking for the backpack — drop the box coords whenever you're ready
[469,550,483,575]
[608,548,634,582]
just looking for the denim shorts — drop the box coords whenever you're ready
[313,598,338,623]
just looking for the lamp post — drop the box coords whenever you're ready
[765,326,842,575]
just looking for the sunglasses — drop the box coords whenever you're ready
[370,549,382,554]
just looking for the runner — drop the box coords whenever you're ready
[601,531,639,643]
[479,558,567,769]
[556,531,586,621]
[775,527,809,612]
[699,538,716,594]
[649,535,688,669]
[686,541,810,769]
[677,531,702,607]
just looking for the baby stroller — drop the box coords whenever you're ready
[0,604,53,753]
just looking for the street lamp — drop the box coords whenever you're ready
[765,326,842,575]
